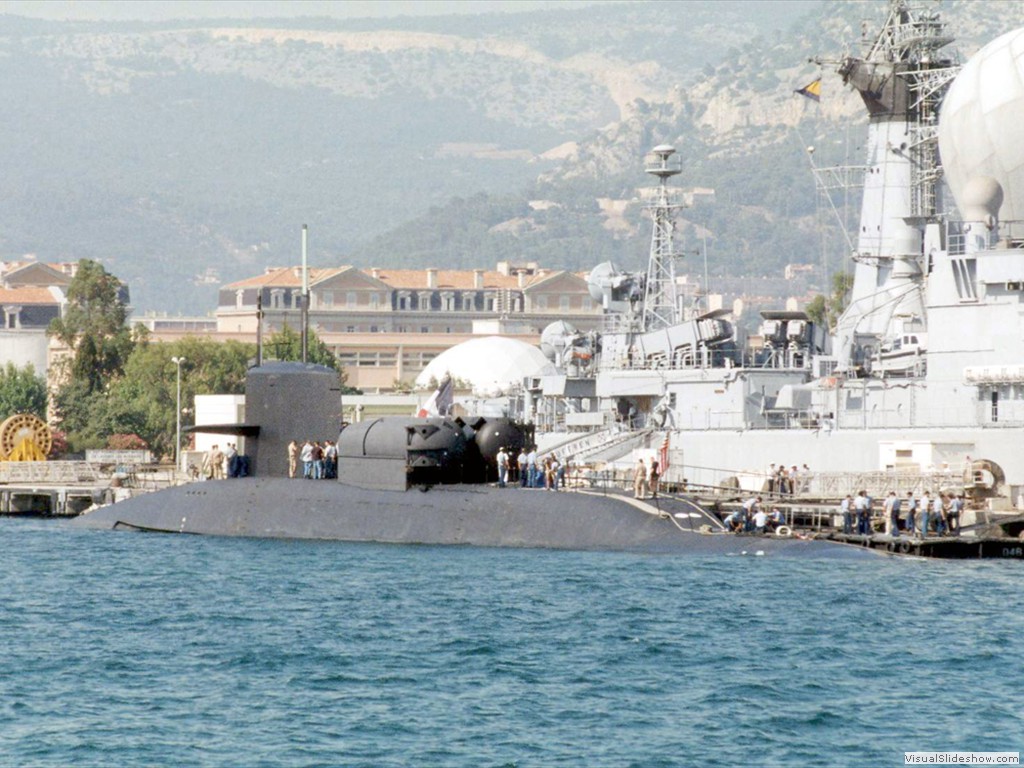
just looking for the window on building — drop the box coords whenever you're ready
[270,289,284,310]
[346,292,357,308]
[321,291,334,307]
[346,326,355,333]
[235,290,245,309]
[421,326,429,333]
[462,295,474,311]
[535,295,548,310]
[370,293,380,309]
[560,295,570,311]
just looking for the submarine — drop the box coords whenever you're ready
[71,361,868,557]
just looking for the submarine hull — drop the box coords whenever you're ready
[71,478,871,557]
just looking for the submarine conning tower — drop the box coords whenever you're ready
[246,362,342,477]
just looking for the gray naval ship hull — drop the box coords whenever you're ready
[71,477,874,558]
[71,362,870,557]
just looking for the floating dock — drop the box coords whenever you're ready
[822,533,1024,559]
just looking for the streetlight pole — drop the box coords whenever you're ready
[171,356,185,472]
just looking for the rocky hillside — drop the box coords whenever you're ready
[0,1,1019,313]
[356,0,1024,288]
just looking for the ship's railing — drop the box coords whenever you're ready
[947,221,999,255]
[602,351,740,372]
[672,463,973,503]
[532,408,617,434]
[998,220,1024,246]
[674,405,1024,432]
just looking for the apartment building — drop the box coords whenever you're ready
[216,261,603,391]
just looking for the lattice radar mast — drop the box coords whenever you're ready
[642,144,685,332]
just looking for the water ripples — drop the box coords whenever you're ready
[2,519,1023,765]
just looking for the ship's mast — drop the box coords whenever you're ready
[828,0,958,372]
[642,145,684,332]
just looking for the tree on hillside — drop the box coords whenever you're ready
[0,362,47,420]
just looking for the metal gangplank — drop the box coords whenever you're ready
[545,427,655,465]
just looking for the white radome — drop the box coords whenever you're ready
[415,336,556,397]
[939,27,1024,222]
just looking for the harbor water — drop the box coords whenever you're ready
[2,517,1022,767]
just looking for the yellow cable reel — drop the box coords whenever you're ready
[0,414,52,461]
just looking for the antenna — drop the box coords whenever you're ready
[642,144,684,331]
[301,224,309,364]
[256,292,263,367]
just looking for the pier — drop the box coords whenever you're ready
[820,533,1024,559]
[0,461,175,517]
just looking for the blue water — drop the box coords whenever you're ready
[2,518,1022,767]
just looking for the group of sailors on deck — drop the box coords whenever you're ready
[723,497,786,534]
[841,489,963,538]
[496,447,570,490]
[287,439,339,480]
[766,463,811,495]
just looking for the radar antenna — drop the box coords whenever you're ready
[642,144,685,331]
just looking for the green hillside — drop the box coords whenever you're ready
[0,1,1019,313]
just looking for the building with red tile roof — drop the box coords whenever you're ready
[216,261,602,390]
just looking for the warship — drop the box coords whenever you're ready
[524,1,1024,532]
[74,1,1023,555]
[71,359,869,557]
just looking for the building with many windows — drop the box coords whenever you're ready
[216,262,602,391]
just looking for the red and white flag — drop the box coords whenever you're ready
[658,433,670,473]
[417,373,453,418]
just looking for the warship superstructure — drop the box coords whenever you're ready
[528,1,1024,511]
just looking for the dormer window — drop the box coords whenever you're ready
[3,305,20,329]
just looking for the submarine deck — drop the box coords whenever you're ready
[69,477,873,558]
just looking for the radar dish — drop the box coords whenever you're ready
[939,27,1024,222]
[540,320,579,360]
